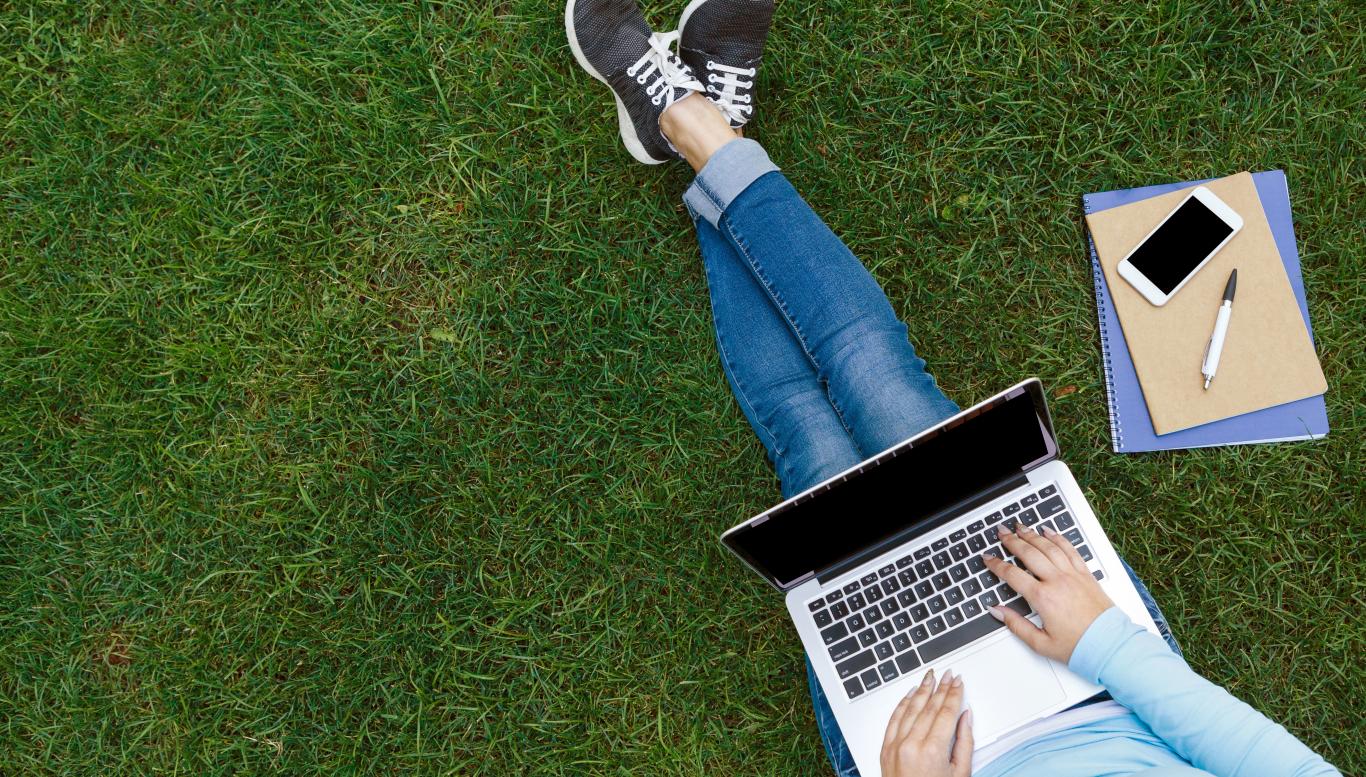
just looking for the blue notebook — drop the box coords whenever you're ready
[1084,171,1329,453]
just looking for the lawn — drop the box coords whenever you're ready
[2,0,1363,773]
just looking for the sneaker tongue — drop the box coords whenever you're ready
[686,38,761,70]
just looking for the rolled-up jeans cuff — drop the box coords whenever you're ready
[682,138,779,227]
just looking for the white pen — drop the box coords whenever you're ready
[1202,269,1238,390]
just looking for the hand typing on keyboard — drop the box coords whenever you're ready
[879,668,972,777]
[982,524,1115,663]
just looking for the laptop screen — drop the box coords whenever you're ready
[723,385,1055,589]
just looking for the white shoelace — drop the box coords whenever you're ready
[703,60,755,125]
[626,31,703,108]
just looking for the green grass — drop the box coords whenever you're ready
[2,0,1363,773]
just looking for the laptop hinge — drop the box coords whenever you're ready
[814,472,1031,585]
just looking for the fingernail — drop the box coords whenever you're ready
[953,675,963,688]
[964,708,974,726]
[921,670,934,686]
[988,606,1005,621]
[1043,526,1056,536]
[997,527,1007,538]
[943,669,954,683]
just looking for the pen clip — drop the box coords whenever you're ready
[1201,337,1212,368]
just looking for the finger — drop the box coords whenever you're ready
[1018,525,1074,570]
[885,669,935,746]
[950,708,975,777]
[982,552,1038,595]
[1042,525,1090,572]
[928,674,966,746]
[998,524,1058,578]
[907,670,955,740]
[989,600,1050,653]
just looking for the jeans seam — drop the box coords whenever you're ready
[722,213,859,438]
[702,251,793,479]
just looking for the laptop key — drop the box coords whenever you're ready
[1039,484,1057,497]
[1020,508,1039,526]
[1063,528,1084,546]
[967,520,985,533]
[827,589,844,602]
[876,621,894,639]
[897,570,915,587]
[1078,545,1094,561]
[967,535,986,553]
[932,551,951,570]
[998,583,1017,601]
[858,628,878,648]
[848,593,867,610]
[820,622,848,645]
[892,633,912,652]
[932,572,952,591]
[865,586,884,604]
[828,635,860,662]
[879,660,899,682]
[927,616,947,635]
[1037,495,1065,518]
[915,560,935,578]
[881,598,899,617]
[814,610,833,628]
[861,668,882,691]
[927,595,947,613]
[963,579,982,597]
[897,590,916,608]
[875,641,894,660]
[914,581,935,598]
[844,677,864,698]
[830,602,849,620]
[966,555,986,573]
[882,577,901,595]
[892,612,911,631]
[910,603,929,622]
[950,543,969,562]
[895,650,922,674]
[1021,493,1039,507]
[808,598,825,612]
[949,528,967,542]
[861,573,880,587]
[980,570,1000,587]
[962,599,982,618]
[909,624,929,643]
[864,607,883,624]
[1003,502,1022,515]
[1055,512,1075,530]
[843,581,861,595]
[931,538,949,551]
[980,589,1000,608]
[918,598,1029,664]
[945,608,964,628]
[914,547,932,560]
[945,588,965,606]
[878,564,896,578]
[985,511,1004,525]
[848,614,865,631]
[949,565,969,583]
[1093,569,1105,580]
[896,555,914,569]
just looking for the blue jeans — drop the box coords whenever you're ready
[686,140,1182,777]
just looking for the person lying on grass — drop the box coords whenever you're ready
[563,0,1342,775]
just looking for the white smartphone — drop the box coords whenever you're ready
[1116,186,1243,306]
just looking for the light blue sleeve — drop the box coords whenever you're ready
[1068,607,1341,777]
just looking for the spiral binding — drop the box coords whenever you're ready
[1084,194,1123,453]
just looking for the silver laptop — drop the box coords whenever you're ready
[720,379,1161,776]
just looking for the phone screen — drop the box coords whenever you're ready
[1128,196,1234,294]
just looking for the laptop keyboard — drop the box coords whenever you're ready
[806,484,1102,701]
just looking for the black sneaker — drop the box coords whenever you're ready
[677,0,774,129]
[566,0,704,164]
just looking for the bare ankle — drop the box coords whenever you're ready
[660,94,741,172]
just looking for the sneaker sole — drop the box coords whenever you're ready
[564,0,669,165]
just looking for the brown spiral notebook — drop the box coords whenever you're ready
[1085,171,1327,436]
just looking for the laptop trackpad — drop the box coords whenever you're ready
[955,637,1066,738]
